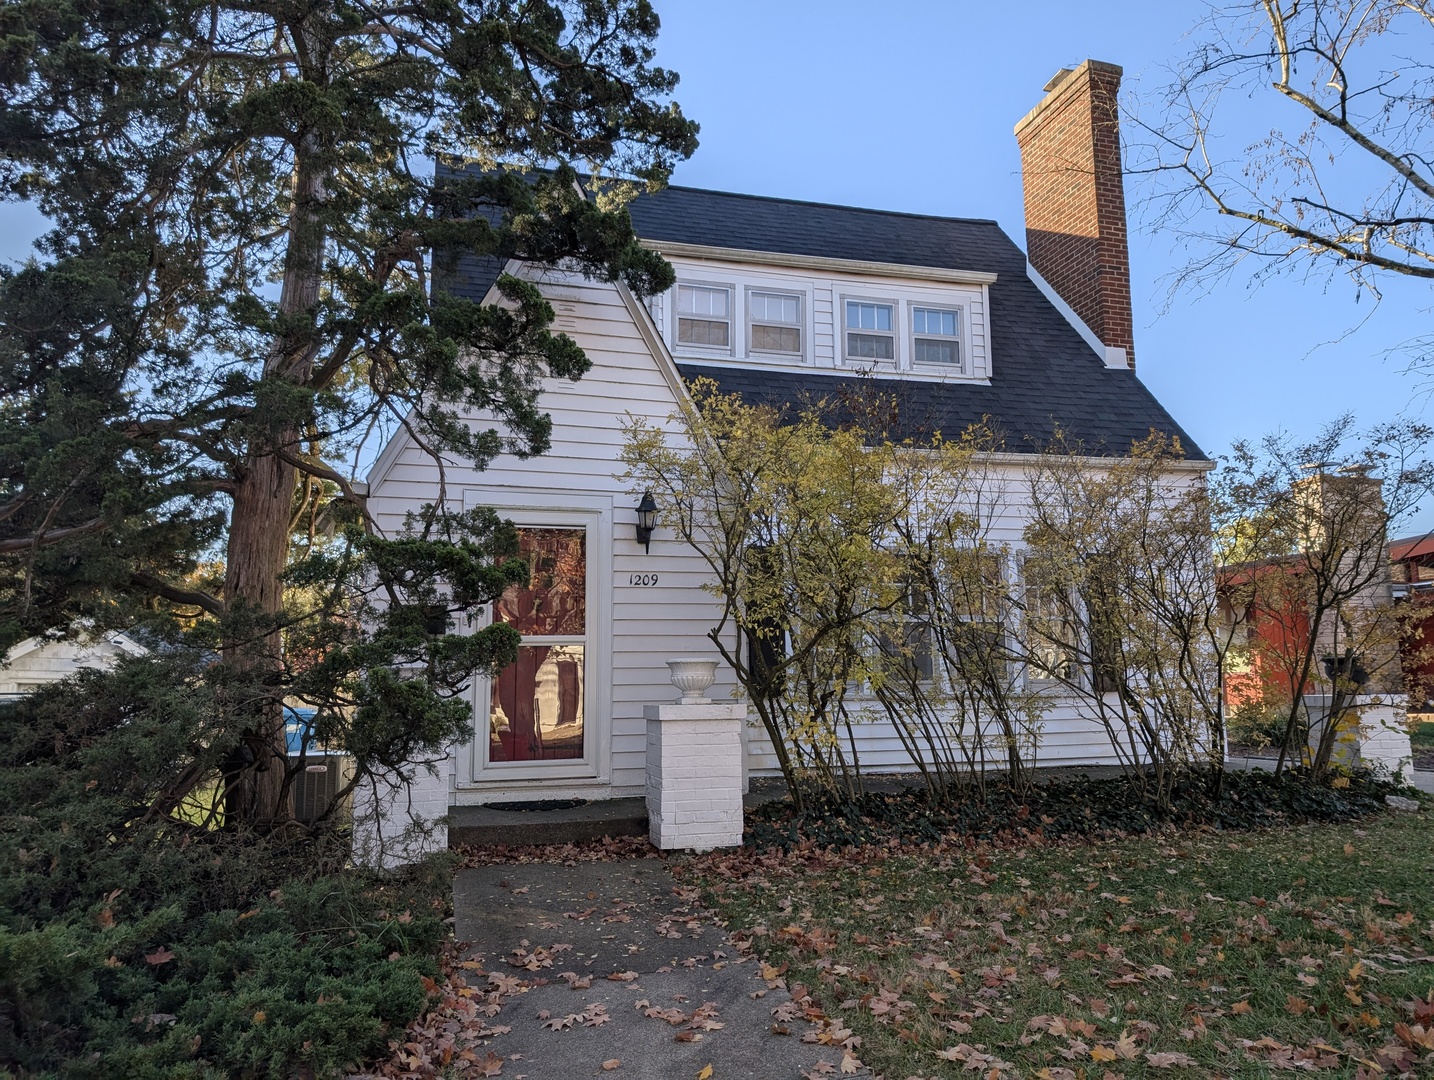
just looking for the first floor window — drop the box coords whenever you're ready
[676,283,732,348]
[947,551,1007,671]
[489,527,587,762]
[912,306,962,369]
[844,299,895,361]
[1023,565,1079,683]
[749,290,803,355]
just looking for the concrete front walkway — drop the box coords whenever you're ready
[449,858,865,1080]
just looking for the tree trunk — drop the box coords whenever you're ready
[222,97,329,826]
[224,449,300,826]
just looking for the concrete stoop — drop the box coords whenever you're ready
[448,797,648,848]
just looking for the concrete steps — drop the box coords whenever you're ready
[448,797,647,848]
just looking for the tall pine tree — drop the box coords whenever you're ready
[0,1,697,823]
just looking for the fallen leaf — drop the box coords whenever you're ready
[477,1050,504,1076]
[602,1061,620,1072]
[1231,1000,1252,1015]
[252,1011,266,1025]
[1146,1050,1197,1068]
[144,947,175,966]
[696,1066,713,1080]
[1090,1045,1118,1062]
[1114,1031,1140,1059]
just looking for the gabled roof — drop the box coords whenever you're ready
[433,165,1205,460]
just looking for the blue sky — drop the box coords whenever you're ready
[2,1,1429,525]
[645,0,1433,526]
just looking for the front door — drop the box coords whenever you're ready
[458,493,611,790]
[488,526,587,763]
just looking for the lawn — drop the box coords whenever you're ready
[684,809,1434,1078]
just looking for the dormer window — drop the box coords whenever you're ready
[676,283,732,350]
[912,306,962,370]
[748,290,802,356]
[844,299,895,363]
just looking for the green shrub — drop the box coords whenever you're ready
[0,655,446,1079]
[1227,698,1292,750]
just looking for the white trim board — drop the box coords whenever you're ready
[642,240,999,287]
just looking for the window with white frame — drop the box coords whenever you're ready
[748,290,802,356]
[1022,562,1080,684]
[843,299,895,362]
[675,283,732,349]
[912,306,962,370]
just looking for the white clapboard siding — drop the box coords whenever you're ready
[368,268,734,804]
[368,259,1203,804]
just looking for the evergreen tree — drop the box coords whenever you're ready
[0,0,697,822]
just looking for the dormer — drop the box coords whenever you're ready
[640,242,996,382]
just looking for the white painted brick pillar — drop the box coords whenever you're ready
[350,754,451,869]
[645,658,745,851]
[1355,696,1413,778]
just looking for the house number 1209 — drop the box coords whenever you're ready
[628,573,659,586]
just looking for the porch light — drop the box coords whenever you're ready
[635,491,658,553]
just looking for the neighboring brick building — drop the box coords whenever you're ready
[1391,533,1434,712]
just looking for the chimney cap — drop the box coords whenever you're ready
[1042,68,1075,93]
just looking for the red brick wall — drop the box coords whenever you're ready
[1015,60,1136,369]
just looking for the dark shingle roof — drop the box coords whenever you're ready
[434,167,1204,460]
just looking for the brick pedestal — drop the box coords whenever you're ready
[644,702,746,851]
[351,756,450,869]
[1354,697,1413,778]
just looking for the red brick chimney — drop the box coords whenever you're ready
[1014,60,1135,369]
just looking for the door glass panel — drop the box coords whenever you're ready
[488,526,587,764]
[494,528,586,635]
[489,644,585,761]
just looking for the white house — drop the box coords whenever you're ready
[0,630,149,698]
[363,61,1209,831]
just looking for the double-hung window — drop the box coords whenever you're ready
[912,306,962,370]
[676,283,732,350]
[843,299,895,363]
[748,290,802,356]
[1022,562,1079,684]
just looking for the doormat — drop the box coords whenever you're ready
[484,798,588,812]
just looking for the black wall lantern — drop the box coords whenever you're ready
[635,491,658,553]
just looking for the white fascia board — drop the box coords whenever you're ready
[2,636,44,664]
[1026,261,1130,370]
[642,240,998,287]
[615,281,694,409]
[107,631,150,657]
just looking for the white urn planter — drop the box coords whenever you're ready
[665,657,719,704]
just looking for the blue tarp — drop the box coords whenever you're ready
[284,706,341,757]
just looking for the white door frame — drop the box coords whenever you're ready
[458,488,613,788]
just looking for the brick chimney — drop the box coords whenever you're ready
[1014,60,1135,369]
